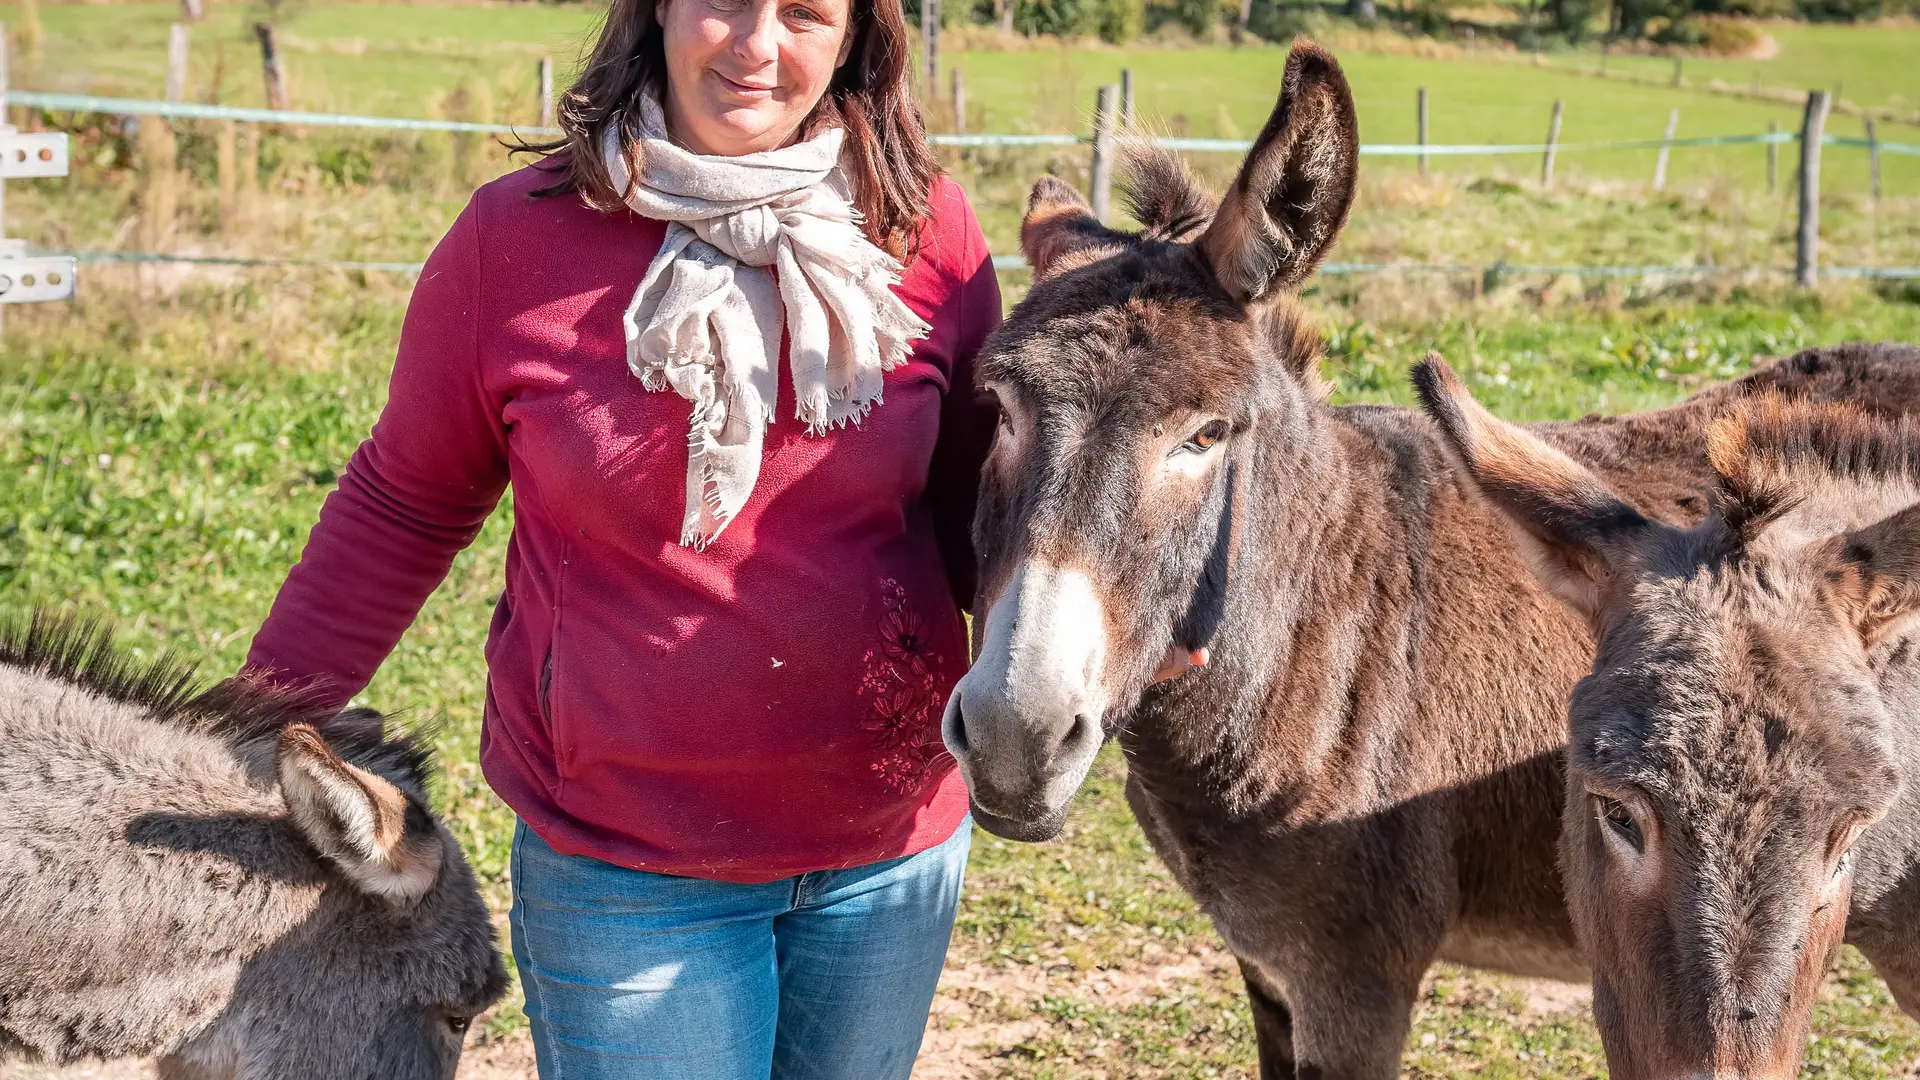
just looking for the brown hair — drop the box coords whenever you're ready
[520,0,939,258]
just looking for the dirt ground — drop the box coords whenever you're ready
[2,949,1593,1080]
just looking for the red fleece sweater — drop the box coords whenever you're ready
[245,160,1000,882]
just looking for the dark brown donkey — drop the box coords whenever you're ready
[1417,364,1920,1080]
[939,39,1920,1079]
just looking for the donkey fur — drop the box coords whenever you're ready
[1419,374,1920,1078]
[953,39,1920,1080]
[0,612,506,1078]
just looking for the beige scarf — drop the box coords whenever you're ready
[605,94,931,548]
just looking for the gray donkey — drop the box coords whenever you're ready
[941,37,1920,1079]
[0,612,507,1079]
[1418,363,1920,1080]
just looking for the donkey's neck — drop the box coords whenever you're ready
[1123,403,1444,818]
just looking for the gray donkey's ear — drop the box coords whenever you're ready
[278,724,443,904]
[1821,502,1920,646]
[1198,39,1359,305]
[1414,353,1656,620]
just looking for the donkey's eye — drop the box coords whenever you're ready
[1178,421,1229,455]
[447,1015,473,1035]
[1596,796,1644,853]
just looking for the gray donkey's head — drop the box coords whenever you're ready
[1417,360,1910,1080]
[0,614,507,1079]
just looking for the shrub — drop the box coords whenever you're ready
[1698,17,1765,53]
[1650,15,1708,44]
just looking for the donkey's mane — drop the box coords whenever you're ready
[0,608,432,785]
[1707,393,1920,538]
[1118,143,1214,243]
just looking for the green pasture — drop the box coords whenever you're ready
[1540,22,1920,117]
[5,253,1920,1073]
[15,2,1920,195]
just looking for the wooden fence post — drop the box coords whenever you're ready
[1417,86,1428,179]
[255,23,288,111]
[1766,118,1778,194]
[20,0,40,61]
[921,0,939,98]
[138,114,179,262]
[165,24,190,104]
[538,57,554,128]
[1541,98,1563,188]
[951,68,965,134]
[216,119,237,236]
[1464,26,1475,54]
[1653,108,1678,191]
[180,0,202,20]
[1866,117,1881,199]
[1090,84,1116,224]
[237,122,259,225]
[1119,68,1133,129]
[1796,90,1829,288]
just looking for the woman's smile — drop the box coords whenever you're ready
[710,68,780,100]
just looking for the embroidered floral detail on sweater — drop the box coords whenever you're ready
[861,579,950,793]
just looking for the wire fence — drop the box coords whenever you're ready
[56,248,1920,280]
[14,91,1920,157]
[18,93,1919,286]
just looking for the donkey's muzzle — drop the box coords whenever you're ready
[941,559,1110,841]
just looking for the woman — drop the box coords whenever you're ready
[242,0,1001,1072]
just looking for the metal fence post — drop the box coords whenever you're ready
[1091,84,1116,224]
[951,67,965,134]
[166,24,190,104]
[1867,117,1881,200]
[1653,108,1678,191]
[538,57,554,128]
[1766,119,1778,194]
[1541,99,1563,188]
[921,0,939,98]
[0,22,78,327]
[1417,86,1428,179]
[1796,90,1830,288]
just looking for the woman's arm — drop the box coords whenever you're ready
[925,192,1004,614]
[244,199,509,708]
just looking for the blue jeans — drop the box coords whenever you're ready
[508,818,972,1080]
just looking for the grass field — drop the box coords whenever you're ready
[17,2,1920,194]
[7,3,1920,1076]
[7,248,1920,1078]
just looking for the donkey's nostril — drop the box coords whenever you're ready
[1059,712,1102,757]
[941,691,972,760]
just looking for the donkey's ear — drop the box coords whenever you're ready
[278,723,443,904]
[1197,40,1359,305]
[1822,502,1920,646]
[1414,354,1654,620]
[1020,174,1127,280]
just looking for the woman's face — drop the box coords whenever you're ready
[656,0,856,157]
